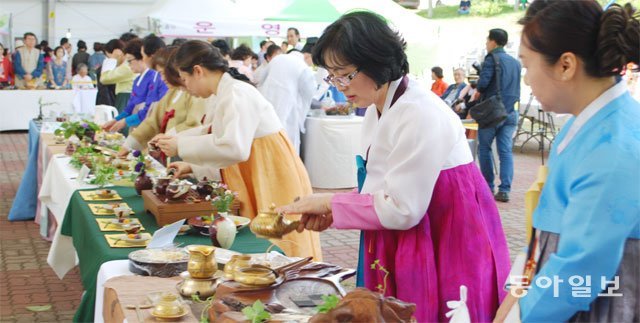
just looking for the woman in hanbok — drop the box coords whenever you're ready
[507,1,640,321]
[100,39,134,113]
[279,12,510,322]
[118,46,205,158]
[152,40,322,261]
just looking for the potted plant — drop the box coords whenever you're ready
[130,150,153,195]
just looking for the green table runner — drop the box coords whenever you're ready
[60,186,279,322]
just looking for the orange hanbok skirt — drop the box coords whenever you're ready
[221,131,322,261]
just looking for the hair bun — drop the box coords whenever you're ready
[596,3,640,76]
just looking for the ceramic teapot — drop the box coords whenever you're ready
[196,177,214,197]
[249,204,300,239]
[165,180,191,201]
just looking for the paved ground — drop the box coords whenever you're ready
[0,131,545,322]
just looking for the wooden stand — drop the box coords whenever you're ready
[142,190,242,226]
[142,190,213,226]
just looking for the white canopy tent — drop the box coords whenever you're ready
[129,0,342,39]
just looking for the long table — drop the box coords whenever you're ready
[59,185,278,322]
[0,91,69,131]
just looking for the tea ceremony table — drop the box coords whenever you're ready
[58,185,279,322]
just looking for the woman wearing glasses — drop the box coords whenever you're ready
[278,11,510,322]
[151,40,322,261]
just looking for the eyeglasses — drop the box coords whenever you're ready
[323,69,359,87]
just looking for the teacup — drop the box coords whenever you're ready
[152,293,184,318]
[114,206,132,218]
[96,189,115,198]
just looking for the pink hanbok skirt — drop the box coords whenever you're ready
[360,162,510,322]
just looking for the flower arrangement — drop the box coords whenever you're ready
[129,150,147,180]
[54,120,100,140]
[206,183,238,214]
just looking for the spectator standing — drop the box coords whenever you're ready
[229,44,256,83]
[257,40,273,66]
[88,42,106,80]
[211,39,232,61]
[100,39,134,112]
[258,51,316,153]
[476,28,521,202]
[287,27,303,51]
[72,40,90,75]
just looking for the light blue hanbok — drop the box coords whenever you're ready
[520,81,640,322]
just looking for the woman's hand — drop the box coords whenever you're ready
[167,161,192,178]
[278,193,335,232]
[101,119,117,131]
[156,135,178,157]
[108,119,127,133]
[116,146,129,158]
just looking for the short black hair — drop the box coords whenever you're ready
[265,44,282,60]
[230,44,253,61]
[431,66,444,79]
[60,37,69,45]
[77,40,87,50]
[142,34,166,57]
[312,11,409,88]
[24,32,36,40]
[171,38,188,46]
[93,42,103,52]
[288,27,300,36]
[259,40,268,48]
[120,32,138,43]
[124,39,143,60]
[211,39,231,57]
[39,40,48,47]
[301,37,318,54]
[488,28,508,47]
[104,39,125,54]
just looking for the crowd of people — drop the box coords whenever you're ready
[0,35,100,90]
[2,1,640,321]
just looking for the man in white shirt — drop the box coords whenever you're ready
[258,51,315,153]
[287,27,303,51]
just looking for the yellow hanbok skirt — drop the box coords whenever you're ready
[221,131,322,261]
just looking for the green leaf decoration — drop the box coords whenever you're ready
[242,300,271,323]
[316,294,340,313]
[26,304,52,312]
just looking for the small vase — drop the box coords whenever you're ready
[209,212,237,249]
[134,171,153,195]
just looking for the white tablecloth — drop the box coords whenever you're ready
[40,155,96,278]
[95,260,133,323]
[0,90,97,131]
[302,116,364,189]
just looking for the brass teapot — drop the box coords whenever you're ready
[186,245,217,279]
[250,204,300,239]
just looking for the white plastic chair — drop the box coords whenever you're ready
[93,105,118,125]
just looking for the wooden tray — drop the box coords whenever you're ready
[142,190,241,226]
[209,262,355,321]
